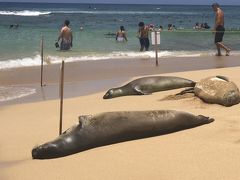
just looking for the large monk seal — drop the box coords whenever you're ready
[103,76,196,99]
[32,110,214,159]
[177,76,240,107]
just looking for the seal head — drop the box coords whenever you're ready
[222,90,240,107]
[32,143,61,159]
[103,88,123,99]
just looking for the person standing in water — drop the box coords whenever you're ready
[138,22,150,51]
[212,3,231,56]
[116,26,127,42]
[57,20,73,51]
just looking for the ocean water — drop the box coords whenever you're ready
[0,2,240,69]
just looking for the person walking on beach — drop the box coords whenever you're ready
[116,26,128,42]
[212,3,231,56]
[138,22,150,51]
[57,20,73,51]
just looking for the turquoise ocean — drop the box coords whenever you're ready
[0,2,240,69]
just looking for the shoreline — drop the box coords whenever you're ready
[2,55,240,85]
[1,50,240,70]
[1,55,240,106]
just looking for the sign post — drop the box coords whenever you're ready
[151,30,161,66]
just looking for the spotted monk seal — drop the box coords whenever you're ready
[177,76,240,107]
[103,76,196,99]
[32,110,214,159]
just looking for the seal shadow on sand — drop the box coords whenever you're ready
[159,93,208,109]
[235,139,240,144]
[0,159,30,169]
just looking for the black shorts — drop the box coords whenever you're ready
[139,38,150,50]
[215,25,225,43]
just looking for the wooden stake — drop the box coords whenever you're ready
[59,60,65,135]
[40,35,44,86]
[155,31,159,66]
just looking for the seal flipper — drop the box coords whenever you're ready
[62,123,79,134]
[134,86,151,95]
[176,87,194,95]
[216,75,229,82]
[61,115,93,134]
[78,115,93,128]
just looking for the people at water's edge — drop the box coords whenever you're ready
[138,22,150,51]
[57,20,73,51]
[116,26,128,42]
[212,3,231,56]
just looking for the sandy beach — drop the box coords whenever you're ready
[0,56,240,180]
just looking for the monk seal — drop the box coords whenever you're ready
[103,76,196,99]
[32,110,214,159]
[177,76,240,107]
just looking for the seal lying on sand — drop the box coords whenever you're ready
[32,110,214,159]
[103,76,196,99]
[177,76,240,107]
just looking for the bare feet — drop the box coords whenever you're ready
[215,53,222,56]
[226,49,231,56]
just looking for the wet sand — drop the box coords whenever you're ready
[1,55,240,106]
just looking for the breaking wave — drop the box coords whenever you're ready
[1,50,240,70]
[0,51,204,70]
[0,10,51,16]
[0,86,36,102]
[53,10,199,15]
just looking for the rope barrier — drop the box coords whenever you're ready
[154,29,240,33]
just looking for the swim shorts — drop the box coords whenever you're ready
[215,25,225,43]
[139,38,150,51]
[60,39,72,50]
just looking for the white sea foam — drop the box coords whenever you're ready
[2,50,240,70]
[0,86,36,102]
[0,10,51,16]
[53,10,198,15]
[46,51,203,64]
[0,55,44,70]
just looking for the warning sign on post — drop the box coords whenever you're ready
[151,31,160,45]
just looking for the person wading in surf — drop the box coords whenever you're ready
[57,20,73,51]
[212,3,231,56]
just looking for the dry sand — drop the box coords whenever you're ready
[0,57,240,180]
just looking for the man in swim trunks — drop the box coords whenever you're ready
[138,22,150,51]
[212,3,231,56]
[58,20,73,51]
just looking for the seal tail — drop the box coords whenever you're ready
[176,87,194,95]
[191,81,196,87]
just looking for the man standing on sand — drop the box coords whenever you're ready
[212,3,231,56]
[57,20,73,51]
